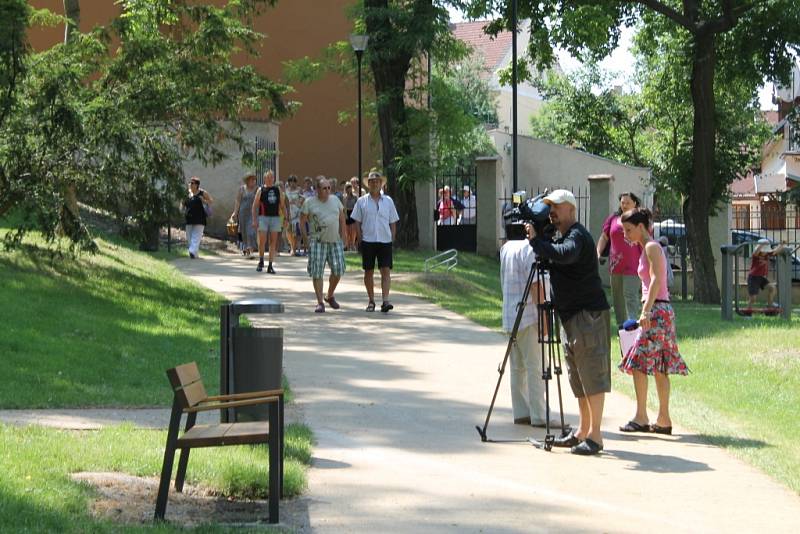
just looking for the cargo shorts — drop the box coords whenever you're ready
[561,309,611,397]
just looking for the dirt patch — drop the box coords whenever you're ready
[71,472,309,530]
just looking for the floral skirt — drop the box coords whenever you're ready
[619,302,689,376]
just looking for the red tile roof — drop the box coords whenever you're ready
[452,21,512,78]
[730,173,755,197]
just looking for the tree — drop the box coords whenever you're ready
[530,48,769,214]
[464,0,800,303]
[0,0,293,252]
[362,0,465,247]
[530,65,649,167]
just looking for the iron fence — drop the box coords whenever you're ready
[254,136,278,185]
[732,204,800,247]
[435,166,478,251]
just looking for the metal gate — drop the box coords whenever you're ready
[254,136,278,184]
[435,166,477,252]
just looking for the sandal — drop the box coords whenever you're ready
[380,302,393,313]
[324,296,340,310]
[571,438,603,455]
[619,420,651,433]
[314,303,325,313]
[650,424,673,435]
[366,301,376,312]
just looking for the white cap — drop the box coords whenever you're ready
[543,189,576,208]
[757,238,770,245]
[463,185,471,192]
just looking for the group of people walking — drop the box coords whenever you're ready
[188,174,692,454]
[184,170,399,314]
[503,189,689,456]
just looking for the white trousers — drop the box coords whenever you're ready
[509,324,547,423]
[186,224,204,255]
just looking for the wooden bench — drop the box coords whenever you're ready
[154,362,284,523]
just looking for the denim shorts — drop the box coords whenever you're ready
[258,215,282,233]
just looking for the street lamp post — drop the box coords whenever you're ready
[350,34,369,197]
[511,0,518,193]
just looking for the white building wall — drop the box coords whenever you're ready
[181,120,279,236]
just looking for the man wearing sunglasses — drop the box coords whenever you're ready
[299,176,347,313]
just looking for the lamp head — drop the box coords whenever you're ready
[349,34,369,53]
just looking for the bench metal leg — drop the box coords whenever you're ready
[174,448,191,493]
[154,400,182,520]
[279,396,285,498]
[268,401,281,524]
[174,412,196,493]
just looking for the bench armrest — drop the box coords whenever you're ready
[184,395,280,413]
[205,389,284,402]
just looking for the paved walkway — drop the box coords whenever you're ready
[169,251,800,533]
[6,250,795,531]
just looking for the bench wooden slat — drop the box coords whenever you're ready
[167,362,203,389]
[177,422,269,448]
[180,381,208,408]
[185,395,279,413]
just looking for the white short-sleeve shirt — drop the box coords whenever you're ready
[351,193,400,243]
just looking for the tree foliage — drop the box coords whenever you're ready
[0,0,293,252]
[286,1,492,247]
[464,0,800,303]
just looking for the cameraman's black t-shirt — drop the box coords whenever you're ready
[529,222,609,324]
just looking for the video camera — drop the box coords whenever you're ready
[503,190,555,240]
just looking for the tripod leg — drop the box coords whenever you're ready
[476,335,515,442]
[554,341,569,437]
[478,259,539,442]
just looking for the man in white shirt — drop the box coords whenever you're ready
[458,185,477,225]
[351,170,400,313]
[500,237,551,426]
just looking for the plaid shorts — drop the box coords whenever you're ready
[307,240,346,278]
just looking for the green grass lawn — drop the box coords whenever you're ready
[0,422,311,533]
[345,249,503,327]
[383,248,800,494]
[0,230,223,408]
[1,220,313,530]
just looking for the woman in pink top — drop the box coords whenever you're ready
[618,208,689,435]
[596,192,642,327]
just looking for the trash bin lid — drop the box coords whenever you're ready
[230,299,284,314]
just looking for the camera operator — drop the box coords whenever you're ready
[525,190,611,456]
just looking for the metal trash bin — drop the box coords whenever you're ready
[220,299,284,423]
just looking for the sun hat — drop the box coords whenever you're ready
[543,189,576,208]
[362,168,387,188]
[243,173,257,183]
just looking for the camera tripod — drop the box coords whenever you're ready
[475,258,570,450]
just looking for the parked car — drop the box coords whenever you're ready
[652,219,686,247]
[732,230,800,281]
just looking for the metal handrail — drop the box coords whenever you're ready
[424,249,458,273]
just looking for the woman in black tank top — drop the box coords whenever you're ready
[251,171,285,273]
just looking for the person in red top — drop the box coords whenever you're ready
[596,192,643,326]
[747,239,786,309]
[437,186,456,225]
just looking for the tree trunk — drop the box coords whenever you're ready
[61,0,81,234]
[686,32,721,304]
